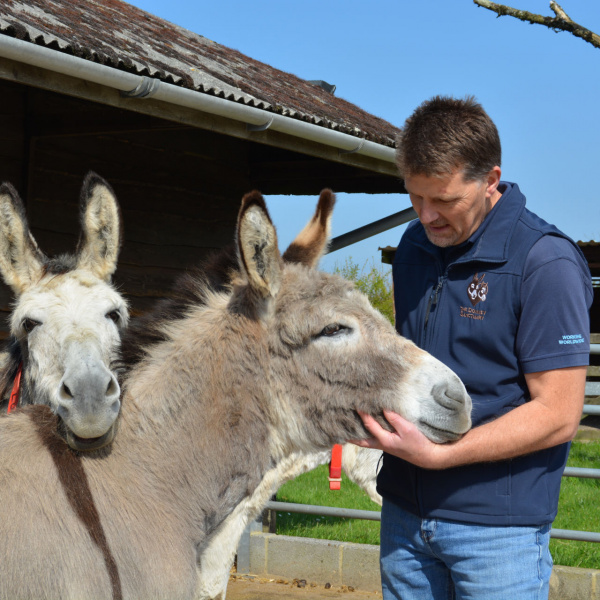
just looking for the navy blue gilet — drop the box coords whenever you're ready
[377,182,592,526]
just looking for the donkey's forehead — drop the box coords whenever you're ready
[274,266,379,327]
[278,265,361,306]
[41,268,104,290]
[14,270,125,317]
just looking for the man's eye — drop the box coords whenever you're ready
[23,318,41,334]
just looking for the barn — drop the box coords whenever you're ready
[0,0,404,335]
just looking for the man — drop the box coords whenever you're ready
[355,96,593,599]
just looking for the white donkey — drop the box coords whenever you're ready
[196,444,382,600]
[0,173,128,451]
[0,190,470,600]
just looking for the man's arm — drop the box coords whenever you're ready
[354,365,586,470]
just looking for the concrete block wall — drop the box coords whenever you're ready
[245,532,600,599]
[550,566,600,599]
[248,532,380,590]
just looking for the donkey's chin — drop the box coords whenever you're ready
[64,424,116,452]
[418,420,465,444]
[370,413,467,444]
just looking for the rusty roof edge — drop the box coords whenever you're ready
[0,16,271,109]
[0,33,396,165]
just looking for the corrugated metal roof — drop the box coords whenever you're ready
[0,0,400,147]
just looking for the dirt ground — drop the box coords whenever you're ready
[227,575,382,600]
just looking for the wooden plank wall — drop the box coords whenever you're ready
[0,81,253,337]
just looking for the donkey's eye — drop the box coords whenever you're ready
[23,318,41,334]
[318,324,349,337]
[106,310,121,323]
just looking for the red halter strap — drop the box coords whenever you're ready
[329,444,343,491]
[7,363,23,413]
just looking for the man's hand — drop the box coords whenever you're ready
[353,410,447,469]
[352,365,587,471]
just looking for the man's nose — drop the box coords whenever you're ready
[418,198,439,224]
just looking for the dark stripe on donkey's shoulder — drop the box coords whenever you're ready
[28,405,123,600]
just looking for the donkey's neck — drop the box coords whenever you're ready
[109,304,275,545]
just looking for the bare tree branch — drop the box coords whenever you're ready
[473,0,600,50]
[550,2,570,22]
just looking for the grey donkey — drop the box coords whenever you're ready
[0,189,471,600]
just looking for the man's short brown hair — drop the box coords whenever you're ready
[396,95,501,181]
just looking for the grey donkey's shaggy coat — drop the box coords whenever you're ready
[0,190,471,600]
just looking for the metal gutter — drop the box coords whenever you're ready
[0,35,397,164]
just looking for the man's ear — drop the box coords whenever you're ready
[485,166,502,199]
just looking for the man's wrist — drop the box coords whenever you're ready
[419,439,459,470]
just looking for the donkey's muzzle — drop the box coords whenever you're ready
[64,423,117,451]
[422,379,472,443]
[55,346,121,443]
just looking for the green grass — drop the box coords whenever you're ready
[275,465,381,545]
[275,441,600,568]
[550,441,600,568]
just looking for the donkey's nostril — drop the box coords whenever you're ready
[106,378,118,397]
[62,383,74,399]
[432,382,464,410]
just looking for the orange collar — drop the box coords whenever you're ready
[7,363,22,413]
[328,444,343,491]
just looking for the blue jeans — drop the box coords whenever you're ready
[380,499,553,600]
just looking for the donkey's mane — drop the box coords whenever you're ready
[118,244,239,377]
[43,253,79,275]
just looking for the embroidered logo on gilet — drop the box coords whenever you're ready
[467,272,488,306]
[460,273,488,321]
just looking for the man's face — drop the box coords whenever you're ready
[404,167,502,247]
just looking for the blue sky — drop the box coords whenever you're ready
[127,0,600,273]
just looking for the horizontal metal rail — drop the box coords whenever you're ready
[582,403,600,415]
[579,401,599,413]
[266,500,381,522]
[266,502,600,544]
[548,529,600,543]
[563,466,600,478]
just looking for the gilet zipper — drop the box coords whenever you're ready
[423,273,447,347]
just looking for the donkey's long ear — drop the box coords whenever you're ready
[282,189,335,268]
[237,191,282,299]
[0,183,45,294]
[76,172,122,281]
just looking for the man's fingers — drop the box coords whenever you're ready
[358,410,387,435]
[350,438,380,449]
[354,411,387,450]
[382,409,413,433]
